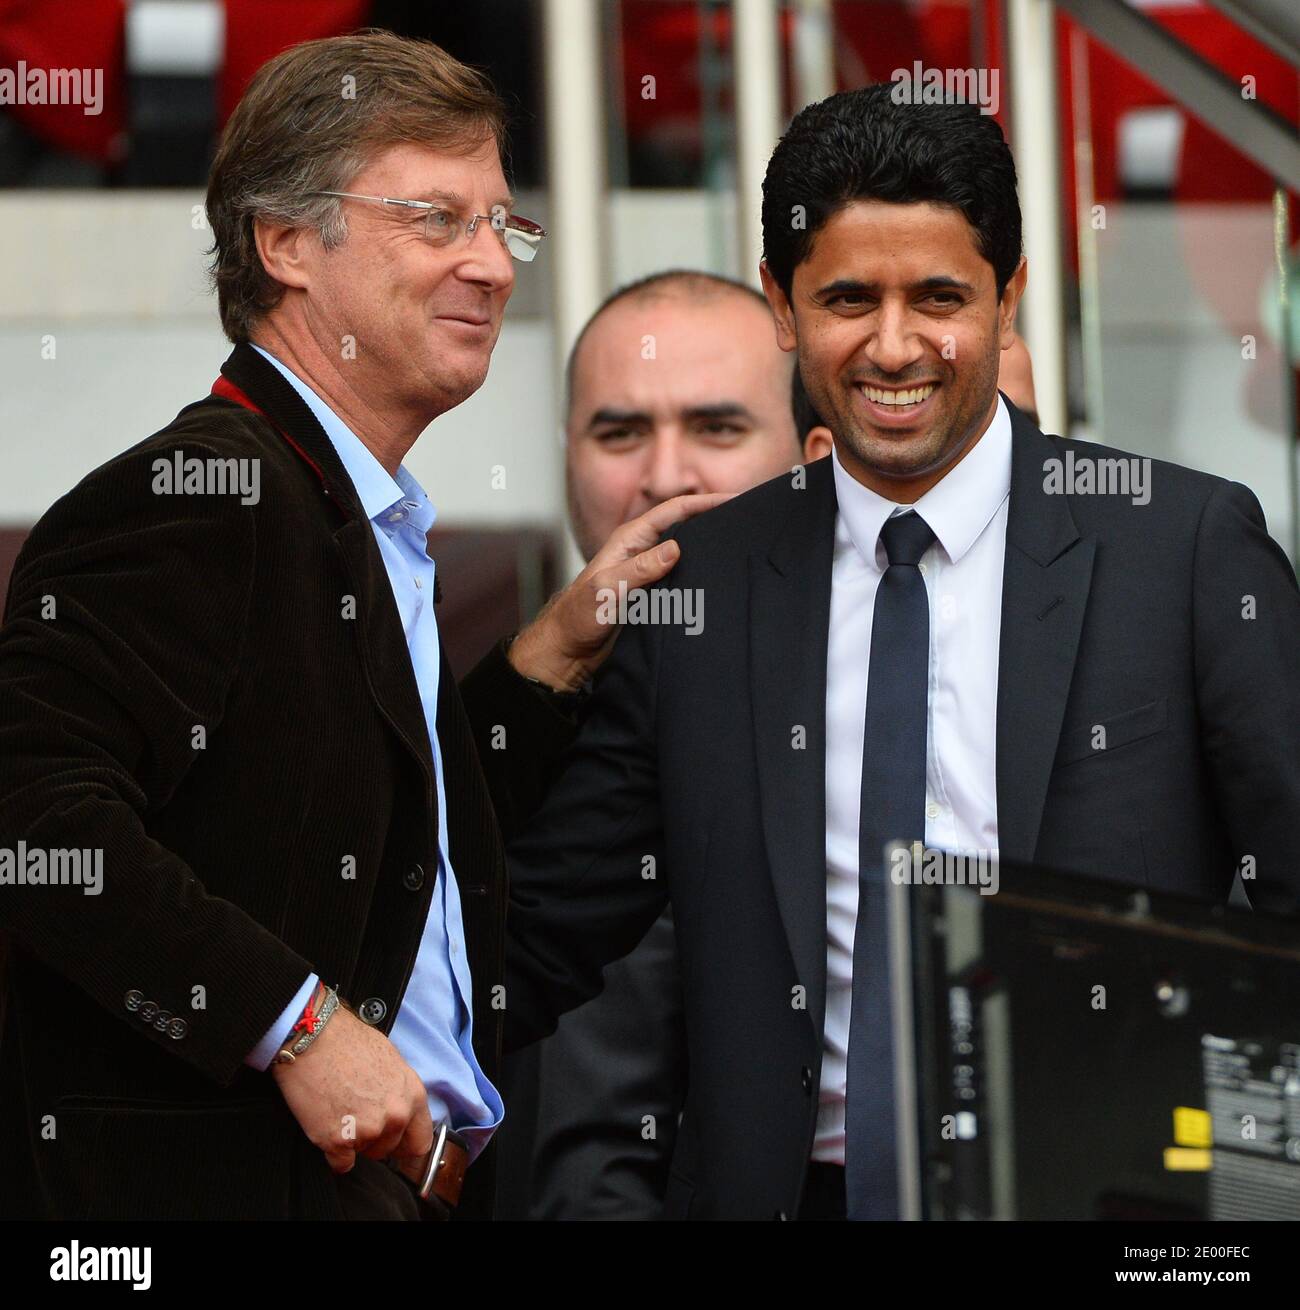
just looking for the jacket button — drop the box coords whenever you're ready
[139,1001,159,1024]
[403,864,425,892]
[124,989,144,1012]
[167,1018,188,1040]
[801,1065,813,1094]
[154,1009,173,1032]
[359,997,387,1025]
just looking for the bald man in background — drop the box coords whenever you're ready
[491,272,812,1218]
[494,269,1036,1219]
[563,272,831,560]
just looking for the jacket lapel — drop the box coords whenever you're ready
[217,343,435,798]
[435,636,506,1071]
[220,341,359,515]
[750,459,837,1038]
[995,407,1095,863]
[330,518,436,798]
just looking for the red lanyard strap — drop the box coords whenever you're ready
[211,374,345,518]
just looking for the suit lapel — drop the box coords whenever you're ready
[220,341,361,514]
[996,408,1095,863]
[217,343,435,797]
[435,636,506,1069]
[330,517,436,795]
[750,459,837,1037]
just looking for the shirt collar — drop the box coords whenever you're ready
[830,394,1012,570]
[250,343,437,534]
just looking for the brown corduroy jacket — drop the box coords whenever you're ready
[0,341,575,1219]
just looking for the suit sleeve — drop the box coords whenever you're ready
[528,906,687,1218]
[0,445,314,1085]
[503,600,670,1050]
[458,637,582,843]
[1191,480,1300,914]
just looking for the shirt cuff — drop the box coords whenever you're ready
[245,973,319,1071]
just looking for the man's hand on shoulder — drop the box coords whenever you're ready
[507,491,732,692]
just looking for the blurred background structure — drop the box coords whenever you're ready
[1,0,1297,671]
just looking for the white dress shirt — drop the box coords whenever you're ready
[814,396,1013,1162]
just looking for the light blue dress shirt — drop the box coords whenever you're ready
[244,345,503,1161]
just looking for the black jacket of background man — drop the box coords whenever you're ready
[0,342,572,1220]
[502,399,1300,1220]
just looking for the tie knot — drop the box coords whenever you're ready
[879,511,935,567]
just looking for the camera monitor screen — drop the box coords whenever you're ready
[889,853,1300,1220]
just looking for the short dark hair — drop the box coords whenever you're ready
[761,84,1022,301]
[791,366,825,443]
[565,269,770,417]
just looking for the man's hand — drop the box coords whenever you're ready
[508,492,733,692]
[270,1005,433,1183]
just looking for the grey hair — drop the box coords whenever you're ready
[205,29,508,342]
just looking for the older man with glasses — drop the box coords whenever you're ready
[0,30,718,1222]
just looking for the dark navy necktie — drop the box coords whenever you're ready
[845,509,935,1220]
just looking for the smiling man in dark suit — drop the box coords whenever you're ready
[500,84,1300,1221]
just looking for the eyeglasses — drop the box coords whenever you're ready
[312,191,545,263]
